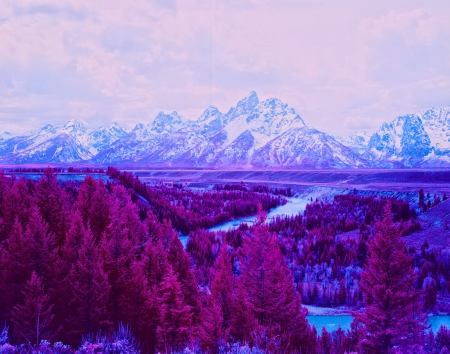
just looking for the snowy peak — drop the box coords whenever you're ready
[196,106,224,135]
[2,92,450,168]
[225,91,260,123]
[0,131,12,141]
[236,91,259,111]
[87,122,128,154]
[337,131,370,155]
[197,106,222,123]
[133,123,145,132]
[364,114,432,167]
[38,124,57,135]
[415,106,450,154]
[107,122,127,135]
[355,106,450,167]
[60,119,88,136]
[151,111,184,134]
[251,127,368,168]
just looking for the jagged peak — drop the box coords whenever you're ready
[232,91,259,113]
[109,121,124,129]
[133,123,145,131]
[38,124,56,134]
[197,105,222,122]
[261,96,284,107]
[63,118,88,128]
[0,131,12,138]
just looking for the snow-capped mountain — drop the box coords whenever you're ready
[336,131,370,155]
[364,115,432,167]
[0,124,92,163]
[0,120,128,163]
[93,112,193,163]
[361,107,450,167]
[252,127,368,168]
[0,132,12,141]
[87,122,128,155]
[94,91,355,168]
[417,107,450,155]
[0,93,448,168]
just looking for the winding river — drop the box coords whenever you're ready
[207,196,310,232]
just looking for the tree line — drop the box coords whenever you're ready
[0,168,447,353]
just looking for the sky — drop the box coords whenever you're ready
[0,0,449,137]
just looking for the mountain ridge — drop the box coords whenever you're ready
[1,93,449,168]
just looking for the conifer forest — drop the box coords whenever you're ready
[1,167,450,354]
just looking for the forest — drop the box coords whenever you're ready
[0,167,449,353]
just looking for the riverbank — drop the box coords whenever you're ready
[303,305,358,316]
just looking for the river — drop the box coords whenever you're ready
[177,196,309,247]
[207,196,309,232]
[306,315,450,333]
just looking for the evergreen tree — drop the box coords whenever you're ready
[229,281,255,344]
[11,271,55,346]
[99,198,137,329]
[239,223,310,351]
[54,210,91,341]
[23,206,58,289]
[73,176,97,229]
[320,327,332,354]
[88,179,112,241]
[121,260,157,350]
[156,267,192,354]
[67,228,110,342]
[143,235,168,287]
[0,178,32,240]
[355,204,428,353]
[211,244,234,330]
[0,170,11,219]
[197,298,227,354]
[60,210,89,268]
[0,218,29,334]
[33,168,68,246]
[164,221,201,319]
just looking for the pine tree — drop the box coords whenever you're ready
[229,281,255,344]
[320,327,332,354]
[99,198,137,329]
[53,210,91,341]
[61,210,89,267]
[156,267,193,354]
[74,175,97,228]
[143,235,168,287]
[33,167,68,246]
[211,244,234,330]
[0,178,32,241]
[11,271,55,346]
[67,228,110,342]
[0,218,29,332]
[164,221,201,319]
[88,179,112,241]
[23,206,58,288]
[239,223,310,351]
[0,170,11,219]
[120,260,157,350]
[197,298,227,354]
[355,204,428,353]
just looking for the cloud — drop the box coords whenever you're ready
[0,0,448,136]
[344,116,379,131]
[12,3,87,21]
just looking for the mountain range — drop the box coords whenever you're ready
[0,92,449,168]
